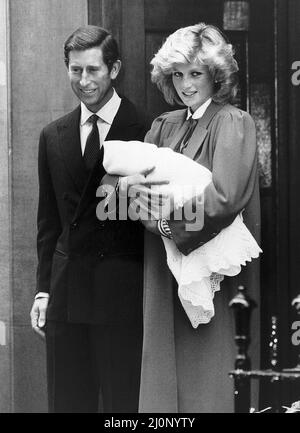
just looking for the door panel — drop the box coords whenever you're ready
[145,0,222,32]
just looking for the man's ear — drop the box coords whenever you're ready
[110,60,122,80]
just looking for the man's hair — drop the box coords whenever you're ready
[150,22,239,105]
[64,25,120,70]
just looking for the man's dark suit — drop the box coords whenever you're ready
[36,96,146,412]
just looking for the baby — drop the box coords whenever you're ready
[102,140,262,328]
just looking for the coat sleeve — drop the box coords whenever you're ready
[36,129,62,294]
[169,109,258,255]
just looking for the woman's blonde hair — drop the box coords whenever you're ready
[150,23,239,105]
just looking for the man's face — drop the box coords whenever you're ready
[68,47,121,112]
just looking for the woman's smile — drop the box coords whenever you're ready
[182,91,197,97]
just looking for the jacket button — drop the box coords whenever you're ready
[70,222,78,230]
[98,252,104,259]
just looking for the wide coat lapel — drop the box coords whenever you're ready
[57,105,89,194]
[161,112,187,150]
[183,102,224,160]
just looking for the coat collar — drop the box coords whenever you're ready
[164,102,224,160]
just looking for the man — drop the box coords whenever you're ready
[30,25,146,413]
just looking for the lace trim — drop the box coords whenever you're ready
[161,214,262,328]
[178,274,224,328]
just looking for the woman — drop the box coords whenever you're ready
[133,23,261,413]
[103,138,261,328]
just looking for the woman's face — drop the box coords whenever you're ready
[172,62,214,112]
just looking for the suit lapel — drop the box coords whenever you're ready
[58,106,89,194]
[71,153,105,223]
[72,97,140,222]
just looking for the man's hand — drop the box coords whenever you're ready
[30,297,48,339]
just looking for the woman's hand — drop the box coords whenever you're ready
[140,219,161,235]
[118,166,168,193]
[119,167,174,221]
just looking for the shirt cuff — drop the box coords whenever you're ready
[35,292,50,300]
[157,219,173,239]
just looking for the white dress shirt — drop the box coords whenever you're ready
[80,88,121,154]
[186,97,212,120]
[35,89,122,301]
